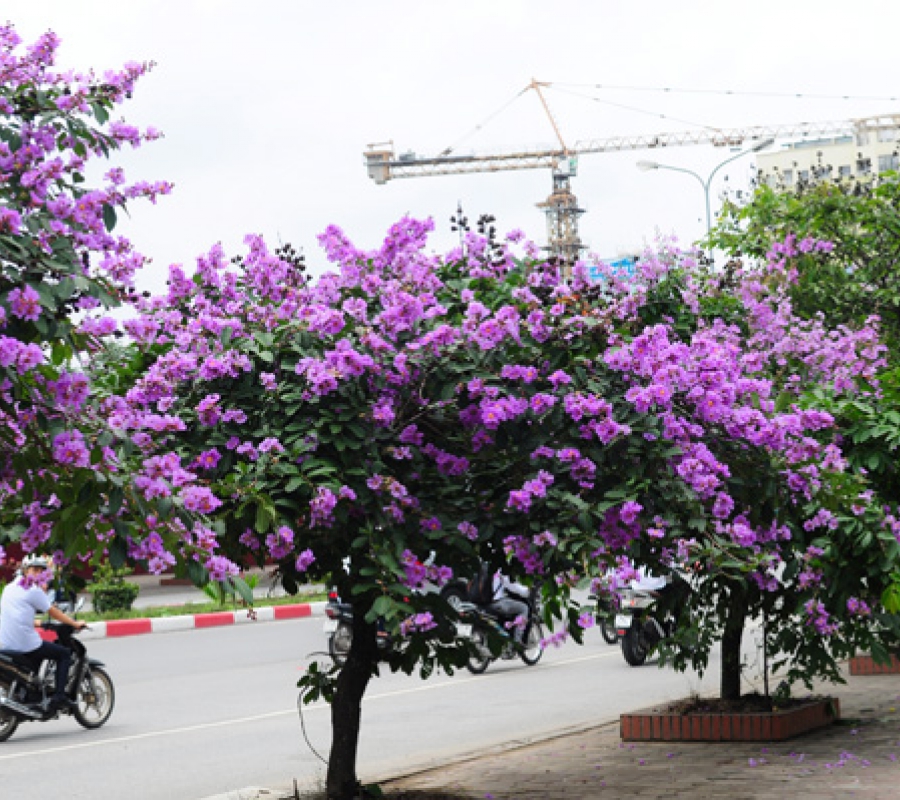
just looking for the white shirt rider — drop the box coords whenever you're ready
[0,577,51,651]
[630,566,668,593]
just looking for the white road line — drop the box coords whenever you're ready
[0,647,620,761]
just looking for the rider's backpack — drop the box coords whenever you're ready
[466,561,494,605]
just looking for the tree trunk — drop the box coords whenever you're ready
[326,606,378,800]
[720,583,748,702]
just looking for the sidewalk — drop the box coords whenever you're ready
[380,668,900,800]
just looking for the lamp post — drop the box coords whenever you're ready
[637,138,774,236]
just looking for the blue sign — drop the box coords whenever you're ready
[587,256,636,283]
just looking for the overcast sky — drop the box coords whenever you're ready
[5,1,899,292]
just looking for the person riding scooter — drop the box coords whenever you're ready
[0,554,86,712]
[487,571,530,644]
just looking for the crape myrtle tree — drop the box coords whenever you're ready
[95,215,897,797]
[3,25,898,800]
[0,26,210,579]
[710,168,900,650]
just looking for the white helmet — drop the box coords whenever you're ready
[21,553,50,571]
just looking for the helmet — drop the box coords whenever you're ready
[21,554,50,571]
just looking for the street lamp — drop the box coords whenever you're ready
[636,138,774,236]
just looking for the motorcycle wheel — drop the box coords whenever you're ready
[440,582,467,612]
[600,620,619,645]
[329,622,353,667]
[73,666,115,729]
[465,626,492,675]
[520,621,545,666]
[0,680,20,742]
[621,628,648,667]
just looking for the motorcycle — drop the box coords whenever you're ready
[455,585,545,674]
[615,584,679,666]
[323,580,468,666]
[591,576,620,645]
[0,619,115,741]
[600,618,619,645]
[322,590,385,667]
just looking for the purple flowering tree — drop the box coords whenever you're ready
[92,212,897,797]
[4,26,899,800]
[0,26,191,577]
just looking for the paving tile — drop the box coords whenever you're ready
[383,670,900,800]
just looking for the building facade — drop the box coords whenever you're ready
[756,113,900,186]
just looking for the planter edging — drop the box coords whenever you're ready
[849,653,900,675]
[620,697,839,742]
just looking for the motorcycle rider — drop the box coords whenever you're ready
[630,565,668,593]
[488,571,530,644]
[629,562,693,639]
[0,554,86,712]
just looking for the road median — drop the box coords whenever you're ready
[75,601,326,640]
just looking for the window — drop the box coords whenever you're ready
[878,153,899,172]
[838,165,852,178]
[799,169,810,182]
[782,168,794,185]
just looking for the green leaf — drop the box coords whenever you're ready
[285,477,305,493]
[109,537,128,569]
[102,204,117,232]
[107,487,125,516]
[187,559,208,586]
[230,576,254,605]
[371,595,394,618]
[90,101,110,125]
[882,581,900,614]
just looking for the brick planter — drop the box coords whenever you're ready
[849,653,900,675]
[620,697,839,742]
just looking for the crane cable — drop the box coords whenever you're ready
[547,83,722,132]
[436,84,532,157]
[547,81,900,103]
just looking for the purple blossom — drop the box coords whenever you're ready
[180,486,223,513]
[458,521,479,541]
[295,549,316,572]
[7,285,42,321]
[52,429,90,468]
[205,555,239,582]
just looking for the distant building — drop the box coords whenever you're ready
[756,113,900,186]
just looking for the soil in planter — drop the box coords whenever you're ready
[664,692,826,715]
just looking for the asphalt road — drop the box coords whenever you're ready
[0,615,748,800]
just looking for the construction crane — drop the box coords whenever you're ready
[364,80,900,262]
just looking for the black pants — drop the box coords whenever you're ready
[23,641,72,701]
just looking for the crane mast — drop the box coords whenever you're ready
[364,87,900,261]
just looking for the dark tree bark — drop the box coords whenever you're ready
[326,604,378,800]
[720,583,748,702]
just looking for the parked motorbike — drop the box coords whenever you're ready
[455,585,545,674]
[615,585,676,666]
[0,619,115,742]
[323,580,468,666]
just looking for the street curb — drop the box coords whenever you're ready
[73,601,327,640]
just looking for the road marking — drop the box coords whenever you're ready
[0,647,621,761]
